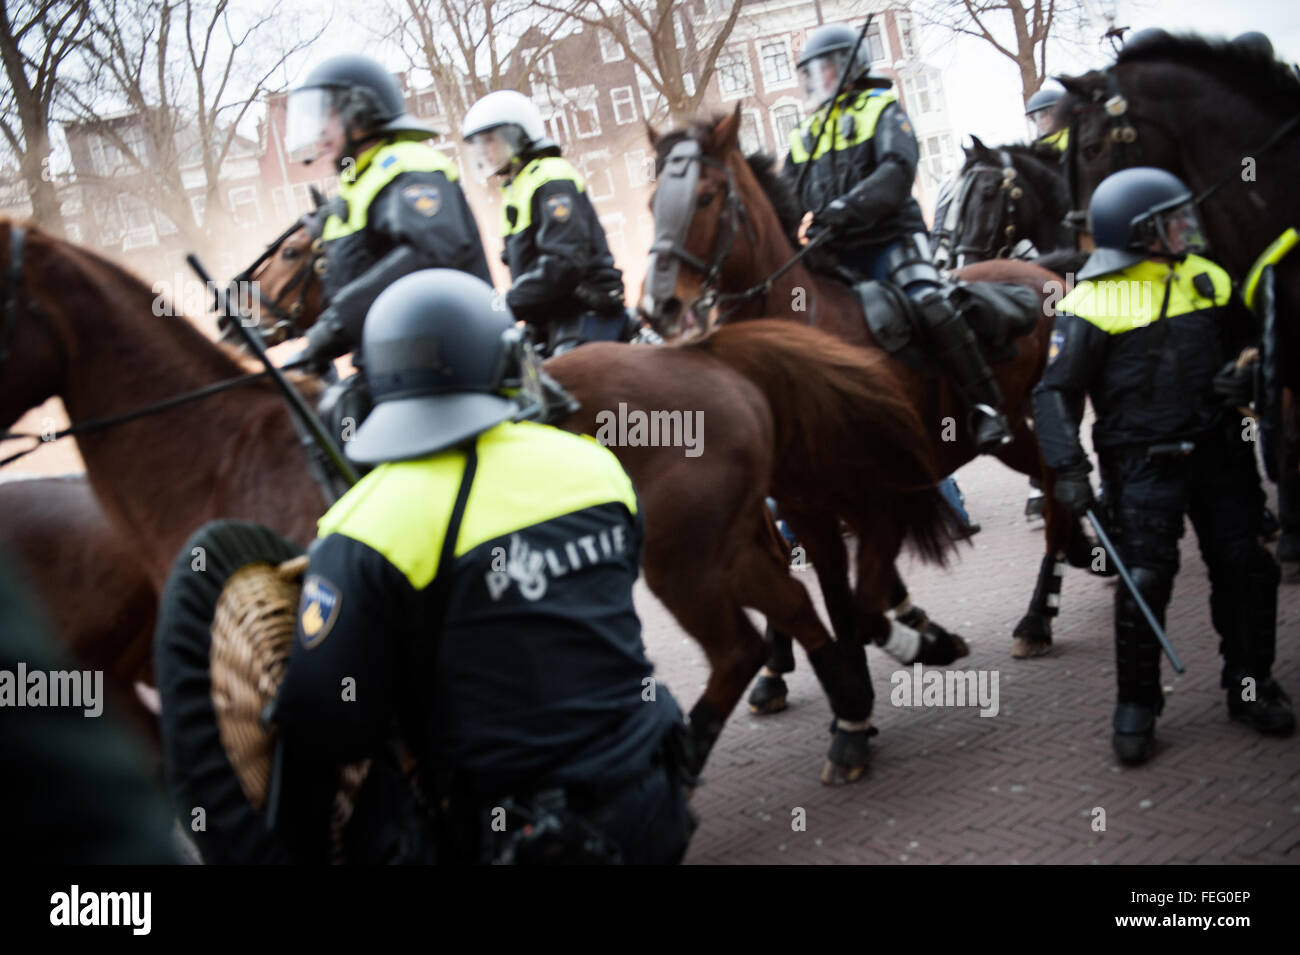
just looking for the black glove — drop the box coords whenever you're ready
[298,309,347,374]
[812,198,855,236]
[1052,465,1095,517]
[1212,357,1254,408]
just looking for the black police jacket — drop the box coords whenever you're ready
[500,154,625,328]
[780,89,927,245]
[274,420,682,806]
[1032,254,1252,470]
[318,139,492,348]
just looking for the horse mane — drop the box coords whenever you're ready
[23,221,323,401]
[1115,32,1300,106]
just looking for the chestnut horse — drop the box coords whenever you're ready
[641,111,1077,660]
[0,219,952,782]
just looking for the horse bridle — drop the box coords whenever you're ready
[220,211,327,346]
[953,150,1026,262]
[647,137,830,326]
[1065,70,1142,219]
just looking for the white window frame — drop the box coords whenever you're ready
[625,148,654,188]
[737,108,765,155]
[577,152,615,202]
[757,37,796,93]
[610,86,637,125]
[866,21,887,64]
[770,99,803,147]
[271,184,292,222]
[716,47,754,101]
[544,110,570,145]
[229,184,261,227]
[635,68,665,122]
[599,29,625,63]
[119,193,157,250]
[897,13,917,59]
[190,194,206,227]
[573,100,602,139]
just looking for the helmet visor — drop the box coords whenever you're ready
[1151,200,1209,256]
[799,53,848,111]
[465,126,522,178]
[285,87,339,164]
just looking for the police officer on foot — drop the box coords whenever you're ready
[1032,167,1295,765]
[783,23,1012,452]
[462,90,629,356]
[271,269,694,863]
[285,54,492,370]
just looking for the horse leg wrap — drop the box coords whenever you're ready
[880,616,922,665]
[807,641,873,723]
[1028,553,1065,618]
[687,699,727,773]
[763,622,796,673]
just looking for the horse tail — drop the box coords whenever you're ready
[693,319,956,565]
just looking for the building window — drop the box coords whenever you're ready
[544,110,570,144]
[578,152,615,202]
[229,185,260,227]
[156,209,178,235]
[759,39,794,90]
[599,30,625,63]
[636,68,665,121]
[898,13,917,59]
[119,193,157,249]
[601,212,625,250]
[905,73,934,114]
[611,86,637,125]
[65,222,82,243]
[863,22,885,63]
[737,110,763,154]
[574,101,601,139]
[717,48,754,98]
[534,51,559,86]
[121,125,147,165]
[771,102,802,145]
[190,194,206,227]
[625,149,654,188]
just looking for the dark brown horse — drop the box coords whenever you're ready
[641,110,1077,660]
[0,219,952,782]
[1057,31,1300,564]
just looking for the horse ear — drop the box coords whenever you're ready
[645,121,660,147]
[969,134,992,158]
[1055,73,1093,98]
[710,103,743,155]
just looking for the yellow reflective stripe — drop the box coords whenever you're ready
[787,91,897,164]
[1243,227,1299,313]
[317,420,637,590]
[1039,127,1068,152]
[321,141,460,242]
[1058,254,1232,333]
[500,156,584,237]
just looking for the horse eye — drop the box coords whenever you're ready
[282,247,301,261]
[1083,143,1103,160]
[697,192,716,208]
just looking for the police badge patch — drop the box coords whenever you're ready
[545,194,573,222]
[1048,329,1065,364]
[298,574,342,649]
[401,184,442,217]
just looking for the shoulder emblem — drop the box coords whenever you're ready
[299,574,342,649]
[544,194,573,222]
[1048,328,1065,364]
[401,183,442,217]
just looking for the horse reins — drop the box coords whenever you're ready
[953,150,1026,262]
[0,225,275,467]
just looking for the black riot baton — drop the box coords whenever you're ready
[186,253,359,493]
[1084,507,1186,673]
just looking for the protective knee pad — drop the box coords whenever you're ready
[1114,565,1171,706]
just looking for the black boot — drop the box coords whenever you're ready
[920,290,1013,452]
[1113,566,1169,765]
[1227,675,1296,735]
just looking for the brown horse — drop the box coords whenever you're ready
[0,219,951,782]
[641,110,1076,660]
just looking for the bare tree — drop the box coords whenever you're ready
[918,0,1097,105]
[539,0,746,123]
[60,0,323,255]
[0,1,92,234]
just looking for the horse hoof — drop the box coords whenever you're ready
[1011,636,1053,659]
[915,623,970,665]
[747,675,789,714]
[820,725,877,786]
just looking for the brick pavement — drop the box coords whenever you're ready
[635,455,1300,864]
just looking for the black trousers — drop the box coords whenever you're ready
[1099,421,1280,706]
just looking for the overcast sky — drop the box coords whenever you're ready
[926,0,1300,147]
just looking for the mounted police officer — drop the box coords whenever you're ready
[285,54,492,372]
[784,23,1012,452]
[1032,167,1295,764]
[1025,85,1068,154]
[461,90,629,356]
[271,270,694,864]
